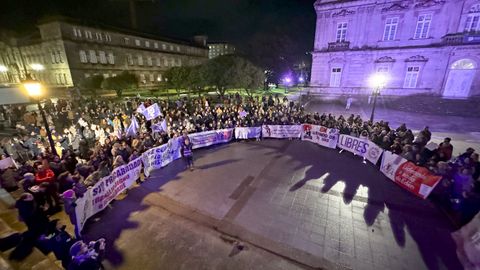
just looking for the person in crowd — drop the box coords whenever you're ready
[35,165,55,184]
[68,238,106,270]
[15,193,49,239]
[62,189,81,239]
[437,137,454,162]
[181,137,194,171]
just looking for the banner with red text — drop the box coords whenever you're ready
[262,125,302,139]
[337,134,384,164]
[301,124,339,149]
[380,151,442,199]
[76,157,143,231]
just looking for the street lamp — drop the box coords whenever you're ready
[284,76,292,93]
[368,73,388,122]
[22,75,57,156]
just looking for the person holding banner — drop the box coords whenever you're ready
[181,137,194,171]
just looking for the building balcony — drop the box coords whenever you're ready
[327,41,350,51]
[442,32,480,45]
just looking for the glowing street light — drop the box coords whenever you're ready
[0,65,8,72]
[368,73,388,122]
[30,63,45,71]
[283,76,292,93]
[22,75,57,156]
[299,77,304,83]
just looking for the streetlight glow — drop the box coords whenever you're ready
[299,77,304,82]
[368,73,388,89]
[23,81,43,97]
[0,65,7,72]
[284,77,292,83]
[30,63,45,71]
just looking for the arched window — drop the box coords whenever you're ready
[451,59,476,70]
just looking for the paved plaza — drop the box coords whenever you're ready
[81,140,463,270]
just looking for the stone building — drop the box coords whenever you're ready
[208,42,236,59]
[310,0,480,98]
[0,18,208,89]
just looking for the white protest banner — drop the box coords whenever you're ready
[337,134,384,164]
[235,127,261,140]
[143,103,162,121]
[189,129,234,149]
[451,212,480,269]
[136,103,146,113]
[261,125,302,139]
[380,151,442,199]
[76,157,143,231]
[141,137,182,177]
[0,157,17,170]
[301,124,339,149]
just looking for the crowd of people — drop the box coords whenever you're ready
[0,93,479,268]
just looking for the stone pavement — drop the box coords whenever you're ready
[81,140,462,270]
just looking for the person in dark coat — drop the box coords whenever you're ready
[15,193,49,239]
[181,137,194,171]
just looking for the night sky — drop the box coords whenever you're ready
[1,0,316,73]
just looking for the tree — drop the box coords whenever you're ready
[79,75,104,97]
[202,55,264,97]
[101,71,138,97]
[164,66,191,96]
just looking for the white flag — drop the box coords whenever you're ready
[126,117,139,137]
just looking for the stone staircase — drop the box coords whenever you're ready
[0,189,63,270]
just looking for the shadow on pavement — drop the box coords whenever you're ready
[285,141,462,270]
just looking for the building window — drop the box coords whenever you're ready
[79,50,88,63]
[149,74,154,82]
[95,33,103,41]
[137,55,143,66]
[127,54,133,65]
[170,45,174,51]
[105,34,112,42]
[329,68,342,87]
[464,14,480,32]
[383,17,399,41]
[162,44,166,50]
[336,22,347,42]
[145,41,150,47]
[177,59,182,66]
[140,74,145,82]
[157,74,162,82]
[176,46,180,52]
[164,58,169,66]
[84,73,90,78]
[85,30,93,39]
[73,28,82,38]
[147,57,153,66]
[107,52,115,64]
[414,14,432,39]
[124,38,130,45]
[154,42,158,49]
[404,66,420,88]
[135,39,141,46]
[98,51,107,64]
[89,50,97,63]
[103,74,110,78]
[156,57,161,66]
[63,74,68,84]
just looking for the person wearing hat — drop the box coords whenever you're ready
[68,238,105,270]
[62,189,81,239]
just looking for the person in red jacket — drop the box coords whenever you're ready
[35,165,55,184]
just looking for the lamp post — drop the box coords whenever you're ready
[284,77,292,93]
[22,75,57,156]
[368,73,387,123]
